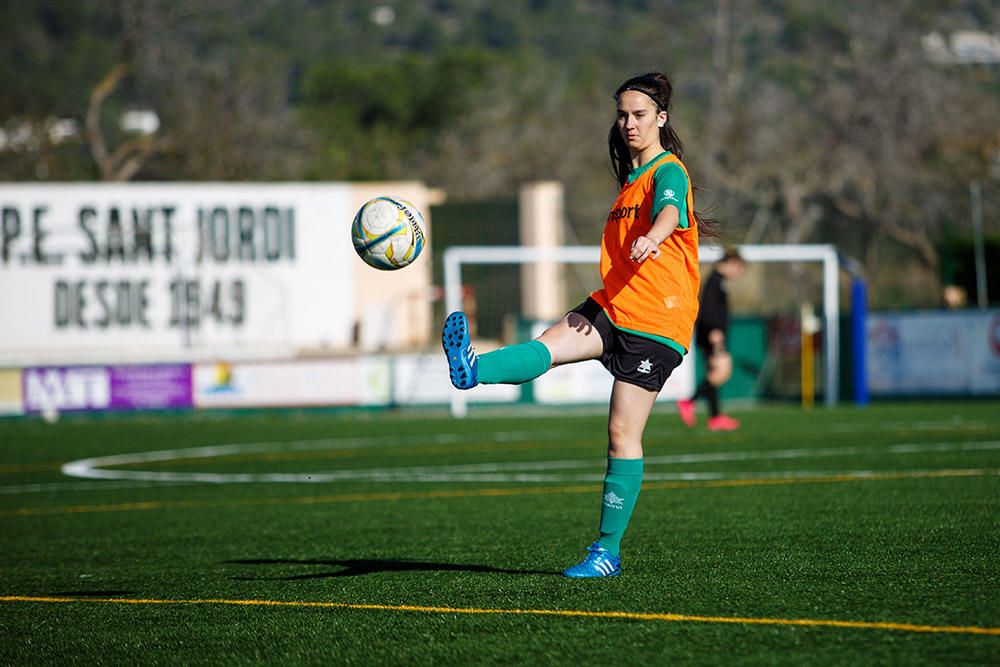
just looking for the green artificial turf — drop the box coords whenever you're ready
[1,402,998,665]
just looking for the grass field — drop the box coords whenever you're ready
[1,401,998,665]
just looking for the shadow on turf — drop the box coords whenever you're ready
[224,558,557,580]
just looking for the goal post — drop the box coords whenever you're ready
[443,244,854,417]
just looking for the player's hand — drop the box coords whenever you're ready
[630,235,661,263]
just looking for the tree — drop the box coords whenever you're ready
[705,0,1000,303]
[85,63,170,181]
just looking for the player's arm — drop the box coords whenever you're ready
[630,163,689,263]
[630,205,679,262]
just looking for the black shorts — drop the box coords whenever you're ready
[568,298,683,392]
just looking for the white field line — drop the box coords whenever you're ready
[52,440,1000,487]
[2,417,988,484]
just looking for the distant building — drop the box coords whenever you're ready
[923,31,1000,65]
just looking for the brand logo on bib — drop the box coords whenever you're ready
[607,204,641,222]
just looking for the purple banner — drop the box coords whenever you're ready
[23,364,193,413]
[109,364,193,409]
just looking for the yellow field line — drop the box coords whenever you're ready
[1,595,996,636]
[3,469,997,517]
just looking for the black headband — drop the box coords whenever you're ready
[617,86,664,110]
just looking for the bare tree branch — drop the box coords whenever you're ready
[85,62,170,181]
[85,63,129,180]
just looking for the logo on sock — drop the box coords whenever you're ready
[603,491,624,510]
[637,358,652,374]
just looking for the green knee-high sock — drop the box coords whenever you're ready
[597,457,643,557]
[478,340,551,384]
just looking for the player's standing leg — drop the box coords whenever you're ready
[564,380,657,577]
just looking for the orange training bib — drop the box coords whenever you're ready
[590,153,700,350]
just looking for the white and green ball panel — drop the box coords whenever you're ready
[352,197,424,270]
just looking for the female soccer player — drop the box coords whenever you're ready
[442,72,712,578]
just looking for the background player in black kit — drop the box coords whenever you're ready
[677,248,746,430]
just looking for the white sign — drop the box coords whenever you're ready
[867,310,1000,395]
[193,359,391,408]
[392,353,519,405]
[0,184,354,364]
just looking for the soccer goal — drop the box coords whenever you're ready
[442,244,863,418]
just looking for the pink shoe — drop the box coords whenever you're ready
[677,399,696,427]
[707,415,740,431]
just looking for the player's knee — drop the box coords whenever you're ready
[607,422,642,458]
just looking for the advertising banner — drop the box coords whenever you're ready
[193,359,392,408]
[0,183,354,364]
[867,310,1000,395]
[0,369,23,415]
[391,353,519,405]
[21,364,193,413]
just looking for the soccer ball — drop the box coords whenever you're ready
[351,197,425,270]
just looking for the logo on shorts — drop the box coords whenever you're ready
[603,491,624,510]
[637,358,652,374]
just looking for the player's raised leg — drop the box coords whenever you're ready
[443,310,603,390]
[442,311,479,389]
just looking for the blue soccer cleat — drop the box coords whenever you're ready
[442,311,479,390]
[563,542,621,578]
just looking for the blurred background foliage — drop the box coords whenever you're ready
[1,0,999,307]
